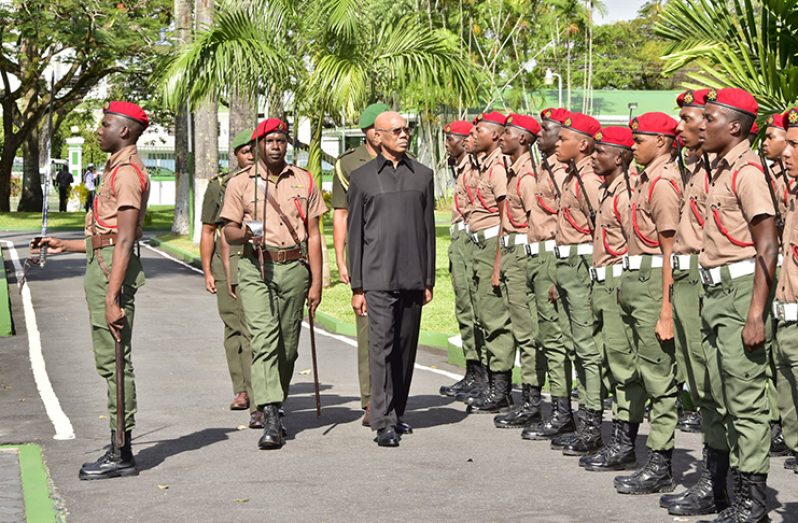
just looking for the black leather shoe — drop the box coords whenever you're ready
[615,449,675,495]
[375,427,400,447]
[257,405,285,450]
[79,431,138,480]
[677,410,703,433]
[770,421,789,457]
[395,421,413,435]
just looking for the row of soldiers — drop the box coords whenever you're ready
[436,88,796,523]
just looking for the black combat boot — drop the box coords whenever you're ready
[678,410,703,433]
[79,431,138,480]
[581,420,638,471]
[257,404,285,450]
[551,408,583,450]
[665,447,731,516]
[440,360,480,397]
[521,396,575,440]
[493,384,542,428]
[468,370,513,413]
[456,363,489,405]
[770,421,789,456]
[698,471,768,523]
[615,449,675,495]
[562,408,603,456]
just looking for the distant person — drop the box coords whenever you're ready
[55,164,73,211]
[84,164,97,211]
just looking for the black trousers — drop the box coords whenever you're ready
[58,188,68,212]
[365,289,423,431]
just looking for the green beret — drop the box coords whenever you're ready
[358,102,391,130]
[231,128,254,152]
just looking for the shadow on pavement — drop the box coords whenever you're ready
[135,427,237,471]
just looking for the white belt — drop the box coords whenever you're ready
[699,258,756,287]
[773,301,798,322]
[623,254,664,271]
[501,233,530,248]
[671,254,694,271]
[590,264,624,282]
[526,239,556,257]
[470,225,500,243]
[450,221,466,234]
[554,243,593,259]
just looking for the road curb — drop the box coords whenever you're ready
[0,246,14,336]
[0,444,59,523]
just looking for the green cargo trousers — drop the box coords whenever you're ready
[702,273,771,474]
[238,250,310,407]
[528,249,568,396]
[471,235,513,373]
[618,257,678,451]
[215,282,254,412]
[84,242,145,431]
[672,257,727,451]
[449,229,479,364]
[555,251,602,410]
[592,267,640,422]
[774,320,798,454]
[500,239,545,386]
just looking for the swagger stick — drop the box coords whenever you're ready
[115,289,125,448]
[308,311,322,416]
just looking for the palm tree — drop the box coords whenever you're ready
[655,0,798,117]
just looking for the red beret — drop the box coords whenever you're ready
[706,88,758,118]
[630,112,678,137]
[749,122,759,136]
[104,101,149,128]
[594,126,633,150]
[676,89,710,108]
[766,113,785,130]
[506,114,541,136]
[562,112,601,138]
[473,111,506,127]
[783,108,798,129]
[444,120,473,137]
[673,134,685,150]
[540,107,571,125]
[252,118,289,140]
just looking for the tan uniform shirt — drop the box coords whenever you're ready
[555,156,602,246]
[593,174,630,267]
[451,154,473,225]
[674,156,710,255]
[220,161,328,248]
[85,144,150,236]
[773,162,791,224]
[627,154,681,256]
[776,181,798,302]
[503,152,536,235]
[467,146,507,232]
[700,140,776,268]
[529,156,565,242]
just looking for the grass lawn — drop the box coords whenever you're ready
[0,205,175,231]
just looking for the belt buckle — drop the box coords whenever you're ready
[672,255,680,271]
[525,244,532,256]
[554,245,562,258]
[500,236,507,248]
[622,256,630,270]
[589,267,598,281]
[277,250,287,263]
[699,268,714,286]
[777,303,785,321]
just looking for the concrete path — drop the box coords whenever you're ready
[1,230,796,523]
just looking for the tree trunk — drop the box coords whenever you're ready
[171,0,192,235]
[228,88,254,170]
[193,0,217,244]
[0,145,16,212]
[307,116,331,288]
[18,125,43,212]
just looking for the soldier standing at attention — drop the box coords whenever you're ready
[694,89,778,523]
[200,129,260,427]
[577,126,637,468]
[521,108,570,442]
[773,107,798,474]
[465,111,515,413]
[489,113,546,425]
[221,118,327,450]
[439,120,487,399]
[34,102,150,479]
[331,102,389,427]
[659,90,731,517]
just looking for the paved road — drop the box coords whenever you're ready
[1,230,796,523]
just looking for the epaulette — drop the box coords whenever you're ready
[337,148,357,160]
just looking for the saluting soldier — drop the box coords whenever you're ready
[773,107,798,475]
[490,113,546,425]
[439,120,488,399]
[527,113,603,453]
[331,102,389,427]
[200,129,261,428]
[577,126,637,469]
[34,102,150,479]
[221,118,327,450]
[695,88,777,523]
[521,108,570,442]
[658,89,731,517]
[465,111,515,413]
